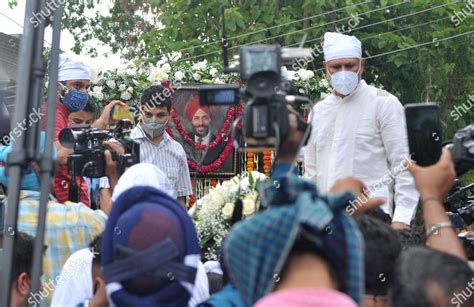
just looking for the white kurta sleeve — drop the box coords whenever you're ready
[378,95,420,224]
[303,111,318,182]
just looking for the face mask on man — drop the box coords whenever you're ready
[328,60,362,96]
[59,83,88,112]
[142,118,169,138]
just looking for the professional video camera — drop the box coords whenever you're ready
[59,119,139,179]
[445,125,474,176]
[444,181,474,226]
[199,45,312,151]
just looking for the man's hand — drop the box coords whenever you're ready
[275,110,307,164]
[104,141,125,191]
[329,176,385,216]
[92,100,126,130]
[407,148,456,202]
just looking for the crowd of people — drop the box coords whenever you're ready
[1,31,473,307]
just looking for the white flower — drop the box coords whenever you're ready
[174,71,185,81]
[286,70,297,81]
[95,92,104,101]
[209,67,218,77]
[193,73,202,81]
[170,51,182,61]
[299,88,306,94]
[192,60,207,71]
[222,202,234,219]
[212,77,225,84]
[148,67,169,84]
[118,84,127,91]
[92,86,103,95]
[126,86,133,93]
[106,80,116,89]
[120,91,132,101]
[297,69,314,81]
[157,58,167,66]
[161,63,171,73]
[242,198,256,216]
[116,66,127,76]
[250,171,267,182]
[126,67,137,75]
[318,78,330,88]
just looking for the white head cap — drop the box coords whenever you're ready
[57,53,91,81]
[111,163,176,202]
[323,32,362,62]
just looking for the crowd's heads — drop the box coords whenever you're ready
[101,185,200,306]
[0,232,35,307]
[224,190,363,306]
[390,247,474,307]
[140,85,172,113]
[355,215,402,307]
[395,228,426,249]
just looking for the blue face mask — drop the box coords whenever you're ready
[59,83,89,112]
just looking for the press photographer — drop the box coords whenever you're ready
[58,119,139,207]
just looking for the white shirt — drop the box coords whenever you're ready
[303,80,419,224]
[131,126,193,198]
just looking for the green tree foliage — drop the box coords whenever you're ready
[9,0,473,137]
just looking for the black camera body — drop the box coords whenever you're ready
[445,125,474,176]
[59,119,139,178]
[199,44,312,151]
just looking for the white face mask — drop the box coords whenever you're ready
[328,60,362,96]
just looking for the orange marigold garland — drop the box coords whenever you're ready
[246,152,254,172]
[263,151,272,176]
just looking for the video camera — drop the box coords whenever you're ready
[199,44,312,151]
[59,119,139,178]
[445,125,474,176]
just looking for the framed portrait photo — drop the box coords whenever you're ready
[169,84,241,178]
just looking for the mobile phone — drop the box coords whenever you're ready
[405,103,442,166]
[111,104,134,122]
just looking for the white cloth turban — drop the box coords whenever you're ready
[111,163,176,201]
[57,53,91,81]
[323,32,362,62]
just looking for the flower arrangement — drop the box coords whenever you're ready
[192,171,268,260]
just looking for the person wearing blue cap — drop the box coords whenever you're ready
[100,180,206,306]
[0,132,122,305]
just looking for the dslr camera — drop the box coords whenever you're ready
[199,44,312,151]
[59,119,139,178]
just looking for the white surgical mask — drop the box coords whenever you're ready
[328,60,362,96]
[142,119,168,138]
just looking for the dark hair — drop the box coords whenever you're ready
[395,228,426,249]
[140,85,172,112]
[362,207,391,224]
[355,215,402,296]
[82,98,97,114]
[0,232,35,284]
[89,233,102,266]
[390,247,474,307]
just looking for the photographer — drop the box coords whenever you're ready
[43,53,124,207]
[0,132,123,305]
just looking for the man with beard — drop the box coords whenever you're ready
[185,96,228,167]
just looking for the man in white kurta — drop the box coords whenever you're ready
[304,32,419,228]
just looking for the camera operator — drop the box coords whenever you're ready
[0,132,123,305]
[42,53,125,207]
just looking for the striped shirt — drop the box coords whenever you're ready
[11,190,106,305]
[131,126,193,198]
